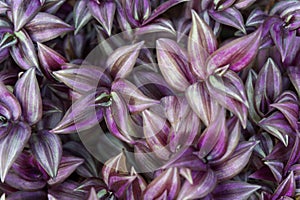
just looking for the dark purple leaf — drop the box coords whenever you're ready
[11,0,42,31]
[14,67,42,125]
[0,122,30,182]
[88,0,116,36]
[29,131,62,178]
[188,10,217,80]
[206,27,262,73]
[10,30,39,70]
[212,181,260,200]
[25,12,73,42]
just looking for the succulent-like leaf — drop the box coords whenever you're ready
[186,81,220,126]
[74,0,92,35]
[212,181,261,200]
[11,0,42,31]
[142,109,171,160]
[0,122,30,182]
[287,66,300,99]
[14,67,42,125]
[25,12,73,42]
[206,71,249,128]
[156,38,192,92]
[212,141,257,181]
[272,172,295,200]
[143,0,189,25]
[48,155,84,185]
[88,0,116,36]
[235,0,257,9]
[4,171,46,191]
[259,112,292,147]
[270,92,299,131]
[255,58,282,115]
[209,7,246,33]
[29,131,62,178]
[246,8,268,27]
[132,0,151,21]
[64,142,98,178]
[112,79,159,113]
[265,161,284,183]
[53,64,112,95]
[37,42,66,79]
[210,117,241,164]
[52,89,106,134]
[188,10,217,80]
[271,24,296,62]
[245,69,261,123]
[206,27,262,73]
[107,41,144,79]
[143,168,180,199]
[177,169,217,200]
[0,82,21,121]
[198,108,227,159]
[10,30,39,70]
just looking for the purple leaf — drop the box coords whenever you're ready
[11,0,42,31]
[212,141,258,181]
[143,0,189,25]
[14,67,42,125]
[142,109,171,160]
[210,117,241,164]
[186,81,220,126]
[25,12,73,42]
[234,0,257,9]
[74,0,92,35]
[246,8,268,27]
[265,161,284,183]
[53,64,112,95]
[259,112,292,147]
[270,24,296,62]
[104,92,140,144]
[272,172,295,200]
[133,0,151,21]
[198,108,227,159]
[0,82,21,121]
[143,168,180,199]
[111,79,159,113]
[0,122,30,182]
[212,181,261,200]
[10,30,39,70]
[188,10,217,80]
[255,58,282,115]
[48,155,84,185]
[102,152,128,186]
[287,66,300,99]
[88,0,116,36]
[41,0,66,14]
[160,96,190,130]
[270,92,299,131]
[4,171,46,191]
[177,169,217,199]
[245,69,261,123]
[209,7,246,33]
[37,42,66,79]
[206,71,249,128]
[7,191,47,200]
[51,89,106,134]
[135,18,176,36]
[132,69,174,100]
[169,109,200,153]
[206,27,262,73]
[29,131,62,178]
[156,38,192,92]
[107,41,144,79]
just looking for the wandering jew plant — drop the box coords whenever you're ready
[0,0,299,199]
